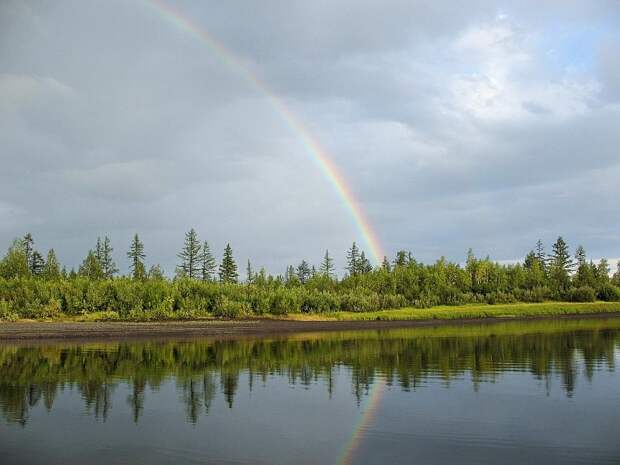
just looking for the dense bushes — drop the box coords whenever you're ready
[568,286,597,303]
[597,284,620,302]
[0,277,412,319]
[2,274,618,321]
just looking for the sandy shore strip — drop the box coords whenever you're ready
[1,312,620,342]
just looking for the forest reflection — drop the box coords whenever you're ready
[1,318,618,426]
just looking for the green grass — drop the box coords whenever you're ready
[328,301,620,321]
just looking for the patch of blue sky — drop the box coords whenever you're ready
[540,20,619,74]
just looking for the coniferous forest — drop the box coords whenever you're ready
[0,230,619,321]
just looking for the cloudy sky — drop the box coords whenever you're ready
[1,0,619,275]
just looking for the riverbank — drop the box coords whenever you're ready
[1,302,619,341]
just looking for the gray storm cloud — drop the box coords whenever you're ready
[1,0,619,274]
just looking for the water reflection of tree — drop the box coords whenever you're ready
[0,322,618,425]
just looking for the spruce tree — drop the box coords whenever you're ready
[23,233,34,268]
[613,262,620,286]
[255,267,267,286]
[94,236,117,278]
[535,239,547,271]
[285,265,297,284]
[201,241,217,281]
[359,251,372,274]
[79,250,104,280]
[573,246,594,288]
[381,256,391,272]
[95,237,103,262]
[393,250,410,268]
[177,229,201,278]
[550,236,573,293]
[596,258,610,285]
[524,250,536,270]
[575,245,587,266]
[127,234,146,280]
[218,243,238,283]
[320,250,335,278]
[148,264,165,280]
[246,260,254,284]
[551,237,574,272]
[296,260,311,284]
[346,242,360,276]
[30,251,45,276]
[22,233,44,275]
[42,249,61,280]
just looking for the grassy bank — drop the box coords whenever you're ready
[276,301,620,322]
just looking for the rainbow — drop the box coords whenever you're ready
[144,0,384,263]
[337,377,386,465]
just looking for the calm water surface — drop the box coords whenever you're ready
[2,318,620,465]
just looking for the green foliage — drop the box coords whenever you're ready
[219,244,238,284]
[597,284,620,302]
[346,242,360,276]
[568,286,597,303]
[320,250,335,278]
[42,249,61,280]
[127,234,146,280]
[212,295,249,318]
[177,229,201,279]
[148,264,165,280]
[96,236,118,278]
[1,234,619,320]
[0,300,18,321]
[30,251,45,276]
[296,260,311,284]
[79,251,104,280]
[0,240,30,279]
[201,242,217,281]
[549,236,574,294]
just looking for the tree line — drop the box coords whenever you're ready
[1,231,619,320]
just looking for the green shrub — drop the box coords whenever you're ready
[568,286,596,302]
[597,284,620,302]
[212,295,249,318]
[270,288,302,315]
[339,291,381,312]
[248,288,271,315]
[0,300,18,321]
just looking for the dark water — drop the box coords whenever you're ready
[1,318,620,465]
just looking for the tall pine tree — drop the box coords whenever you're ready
[42,249,61,280]
[94,236,117,278]
[177,229,201,278]
[296,260,311,284]
[246,260,254,284]
[218,243,238,283]
[201,241,217,281]
[346,242,360,276]
[127,234,146,280]
[320,250,335,278]
[359,251,372,274]
[550,236,573,293]
[79,250,104,280]
[23,233,34,270]
[30,251,45,276]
